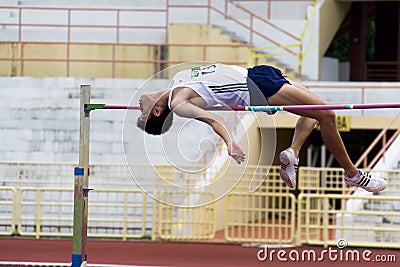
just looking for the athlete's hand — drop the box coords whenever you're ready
[228,142,245,164]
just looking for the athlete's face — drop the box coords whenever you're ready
[138,93,156,121]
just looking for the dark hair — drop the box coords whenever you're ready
[136,108,173,135]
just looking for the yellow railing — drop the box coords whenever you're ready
[225,165,296,245]
[298,167,352,194]
[0,187,16,236]
[247,0,316,78]
[1,162,400,249]
[299,167,400,194]
[298,194,400,248]
[16,188,148,240]
[226,192,296,244]
[157,193,215,240]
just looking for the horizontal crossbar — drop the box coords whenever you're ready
[85,103,400,112]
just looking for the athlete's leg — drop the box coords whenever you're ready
[268,83,358,177]
[275,82,317,188]
[290,117,317,157]
[285,81,317,158]
[273,83,387,192]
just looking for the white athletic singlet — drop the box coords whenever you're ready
[167,64,250,109]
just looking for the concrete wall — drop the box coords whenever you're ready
[168,24,248,68]
[0,77,219,164]
[319,0,351,58]
[321,56,339,81]
[0,77,131,163]
[316,0,351,80]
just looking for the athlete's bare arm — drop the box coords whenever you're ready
[170,89,245,164]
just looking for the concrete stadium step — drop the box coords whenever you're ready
[363,200,396,212]
[211,25,247,44]
[352,214,383,224]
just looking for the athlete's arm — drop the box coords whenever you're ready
[170,98,245,164]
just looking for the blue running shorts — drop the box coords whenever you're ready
[247,65,290,98]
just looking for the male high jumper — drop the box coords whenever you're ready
[137,63,387,192]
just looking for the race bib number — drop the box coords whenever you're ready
[191,64,216,78]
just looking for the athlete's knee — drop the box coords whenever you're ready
[320,110,336,126]
[297,116,317,130]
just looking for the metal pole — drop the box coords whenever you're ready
[320,144,326,197]
[72,84,91,267]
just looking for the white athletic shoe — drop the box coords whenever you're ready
[279,148,298,188]
[344,169,387,192]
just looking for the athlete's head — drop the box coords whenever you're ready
[136,90,173,135]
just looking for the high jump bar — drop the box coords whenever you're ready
[85,103,400,112]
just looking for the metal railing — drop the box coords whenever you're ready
[16,188,149,240]
[1,1,314,43]
[1,162,400,249]
[0,5,168,43]
[233,0,314,20]
[0,162,221,241]
[0,1,313,78]
[0,187,16,236]
[173,0,314,77]
[240,0,316,78]
[4,2,399,81]
[298,193,400,248]
[355,112,400,169]
[226,192,296,243]
[0,42,250,78]
[157,192,215,240]
[299,167,400,194]
[226,165,295,245]
[301,82,400,116]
